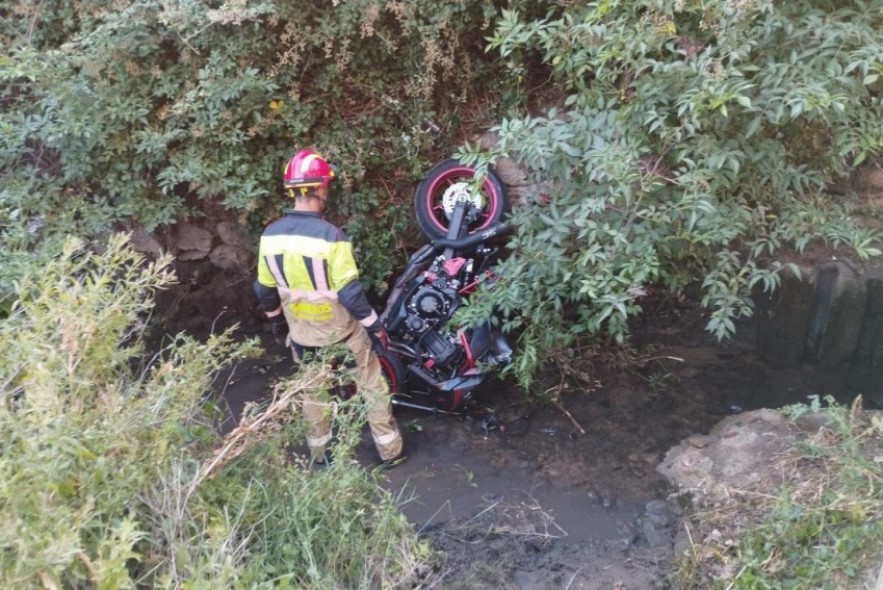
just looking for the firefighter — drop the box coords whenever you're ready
[253,148,405,468]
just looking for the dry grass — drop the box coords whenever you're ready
[674,397,883,589]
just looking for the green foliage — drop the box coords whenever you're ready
[465,0,883,386]
[208,394,428,589]
[0,235,428,588]
[0,234,243,587]
[6,0,882,386]
[0,0,522,292]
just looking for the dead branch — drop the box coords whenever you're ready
[186,365,332,498]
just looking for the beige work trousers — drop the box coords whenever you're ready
[295,321,402,462]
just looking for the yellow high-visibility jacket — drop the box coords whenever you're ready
[253,210,380,342]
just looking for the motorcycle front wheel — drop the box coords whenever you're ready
[413,158,509,240]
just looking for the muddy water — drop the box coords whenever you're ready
[219,322,878,589]
[379,401,647,545]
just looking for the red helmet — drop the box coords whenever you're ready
[283,148,335,194]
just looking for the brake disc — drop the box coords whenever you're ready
[441,182,486,219]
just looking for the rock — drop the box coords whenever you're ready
[804,262,867,367]
[217,220,246,247]
[794,411,834,433]
[657,450,714,492]
[639,501,675,548]
[177,250,209,261]
[856,163,883,191]
[491,157,529,188]
[641,519,668,547]
[640,450,661,465]
[644,500,672,528]
[478,130,500,151]
[640,503,672,547]
[672,522,693,557]
[173,223,213,257]
[178,248,210,261]
[477,131,540,206]
[686,434,710,448]
[856,278,883,368]
[130,228,162,258]
[755,260,870,369]
[658,409,798,501]
[209,243,247,270]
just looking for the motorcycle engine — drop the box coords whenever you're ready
[409,285,450,320]
[401,279,461,368]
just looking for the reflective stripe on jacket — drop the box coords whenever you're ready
[253,210,380,340]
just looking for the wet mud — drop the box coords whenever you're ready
[219,305,879,589]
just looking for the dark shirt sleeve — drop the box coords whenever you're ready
[338,280,381,331]
[253,280,281,313]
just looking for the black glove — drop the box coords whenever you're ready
[371,327,389,351]
[269,314,288,346]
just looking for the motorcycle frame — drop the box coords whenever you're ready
[381,198,512,414]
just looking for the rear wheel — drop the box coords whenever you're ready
[435,389,471,413]
[377,349,407,394]
[413,158,509,240]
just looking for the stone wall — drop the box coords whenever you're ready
[130,217,251,271]
[754,260,872,369]
[753,159,883,406]
[126,155,883,362]
[127,213,260,337]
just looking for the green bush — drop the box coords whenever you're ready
[0,235,428,589]
[8,0,882,391]
[0,0,525,295]
[459,0,883,386]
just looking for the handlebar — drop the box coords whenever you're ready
[431,222,513,250]
[405,221,512,272]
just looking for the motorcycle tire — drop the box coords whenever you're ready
[377,348,407,395]
[413,158,509,240]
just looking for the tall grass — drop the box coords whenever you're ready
[0,235,428,589]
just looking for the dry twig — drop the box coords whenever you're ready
[544,377,587,435]
[186,365,332,498]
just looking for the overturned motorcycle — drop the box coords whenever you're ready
[375,158,514,416]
